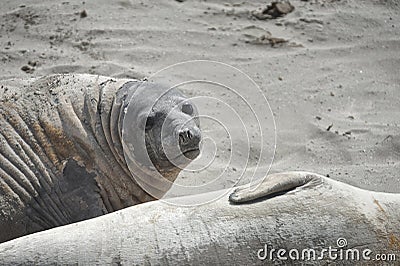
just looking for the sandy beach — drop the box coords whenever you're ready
[0,0,399,194]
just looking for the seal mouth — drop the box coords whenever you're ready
[182,147,200,160]
[159,147,200,163]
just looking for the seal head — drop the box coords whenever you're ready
[121,81,201,197]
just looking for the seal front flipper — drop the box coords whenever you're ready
[229,171,323,204]
[59,159,106,222]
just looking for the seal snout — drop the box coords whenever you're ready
[178,126,201,159]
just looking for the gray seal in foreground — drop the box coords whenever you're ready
[0,172,398,265]
[0,74,201,243]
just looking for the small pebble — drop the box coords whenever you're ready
[21,65,34,73]
[80,10,87,18]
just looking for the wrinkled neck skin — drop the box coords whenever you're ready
[55,76,174,212]
[98,79,177,208]
[102,79,186,202]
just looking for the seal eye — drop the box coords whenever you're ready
[182,103,193,115]
[145,115,155,131]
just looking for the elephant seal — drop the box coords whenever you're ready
[0,74,201,243]
[0,172,398,265]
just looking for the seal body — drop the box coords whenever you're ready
[0,74,201,243]
[0,172,398,265]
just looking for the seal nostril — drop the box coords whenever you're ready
[179,129,189,145]
[179,133,185,145]
[178,128,200,148]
